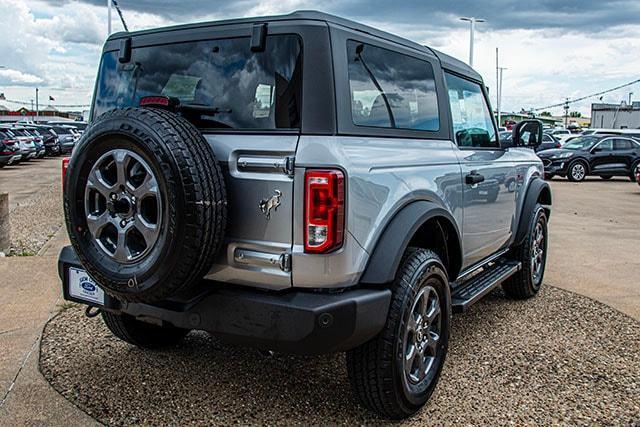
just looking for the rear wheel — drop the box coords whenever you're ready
[567,161,587,182]
[347,248,450,419]
[101,311,188,349]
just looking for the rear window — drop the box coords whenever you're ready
[347,40,439,132]
[93,35,302,130]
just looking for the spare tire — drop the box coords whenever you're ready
[64,107,227,302]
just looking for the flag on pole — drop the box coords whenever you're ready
[49,95,55,101]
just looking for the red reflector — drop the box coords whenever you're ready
[304,170,345,254]
[140,96,170,107]
[62,157,70,188]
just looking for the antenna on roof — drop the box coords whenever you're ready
[112,0,129,32]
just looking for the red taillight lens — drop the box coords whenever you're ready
[304,170,345,254]
[62,157,70,188]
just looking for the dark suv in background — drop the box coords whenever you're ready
[538,134,640,181]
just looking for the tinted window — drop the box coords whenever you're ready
[596,139,613,151]
[94,35,302,130]
[613,139,634,150]
[444,72,497,148]
[347,41,439,131]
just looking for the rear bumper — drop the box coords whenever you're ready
[58,246,391,355]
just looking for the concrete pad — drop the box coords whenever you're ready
[0,158,62,211]
[0,228,93,425]
[545,178,640,321]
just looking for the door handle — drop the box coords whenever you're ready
[465,172,485,185]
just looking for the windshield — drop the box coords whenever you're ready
[93,35,302,130]
[563,136,599,150]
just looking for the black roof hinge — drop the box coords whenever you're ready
[250,23,267,52]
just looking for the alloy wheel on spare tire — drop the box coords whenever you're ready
[64,107,227,302]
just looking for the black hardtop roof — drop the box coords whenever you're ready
[107,10,482,82]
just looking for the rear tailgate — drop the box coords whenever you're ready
[203,134,297,290]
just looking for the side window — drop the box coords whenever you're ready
[444,72,498,148]
[543,134,552,142]
[597,139,613,151]
[613,139,633,150]
[347,40,439,131]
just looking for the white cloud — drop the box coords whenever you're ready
[0,68,44,84]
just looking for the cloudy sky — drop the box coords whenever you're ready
[1,0,639,117]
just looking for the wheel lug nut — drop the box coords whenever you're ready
[110,193,118,200]
[120,220,127,227]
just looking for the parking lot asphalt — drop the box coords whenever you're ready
[0,157,62,211]
[545,177,640,320]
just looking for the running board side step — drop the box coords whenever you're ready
[451,260,521,313]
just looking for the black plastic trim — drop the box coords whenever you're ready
[514,178,552,246]
[58,246,390,355]
[359,201,462,285]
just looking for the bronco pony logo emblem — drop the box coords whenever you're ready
[259,190,282,220]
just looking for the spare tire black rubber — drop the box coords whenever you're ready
[64,107,227,302]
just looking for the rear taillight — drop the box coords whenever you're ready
[304,170,345,253]
[62,157,70,188]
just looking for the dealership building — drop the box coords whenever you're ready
[590,101,640,129]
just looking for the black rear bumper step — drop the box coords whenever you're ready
[451,260,521,313]
[58,246,391,355]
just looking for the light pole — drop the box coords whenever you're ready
[107,0,113,35]
[460,17,485,68]
[497,67,507,128]
[629,92,634,105]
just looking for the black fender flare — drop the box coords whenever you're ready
[514,177,552,246]
[359,200,462,285]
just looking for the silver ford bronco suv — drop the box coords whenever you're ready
[59,11,551,419]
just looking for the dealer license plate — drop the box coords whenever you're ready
[68,267,105,305]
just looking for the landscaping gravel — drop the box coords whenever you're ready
[9,180,63,256]
[39,286,640,426]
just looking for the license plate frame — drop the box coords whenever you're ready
[65,266,106,307]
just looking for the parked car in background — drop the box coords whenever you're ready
[546,128,574,143]
[49,125,78,154]
[578,128,640,139]
[3,126,37,161]
[47,121,88,135]
[539,133,562,151]
[636,163,640,186]
[32,125,61,156]
[538,134,640,181]
[502,131,561,152]
[0,129,22,167]
[22,128,46,158]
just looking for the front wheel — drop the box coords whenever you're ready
[347,248,451,419]
[567,161,587,182]
[503,204,548,299]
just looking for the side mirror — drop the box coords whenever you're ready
[512,120,543,148]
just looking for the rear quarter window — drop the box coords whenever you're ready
[346,40,439,132]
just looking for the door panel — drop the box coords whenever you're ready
[443,71,516,268]
[457,150,517,266]
[202,134,298,290]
